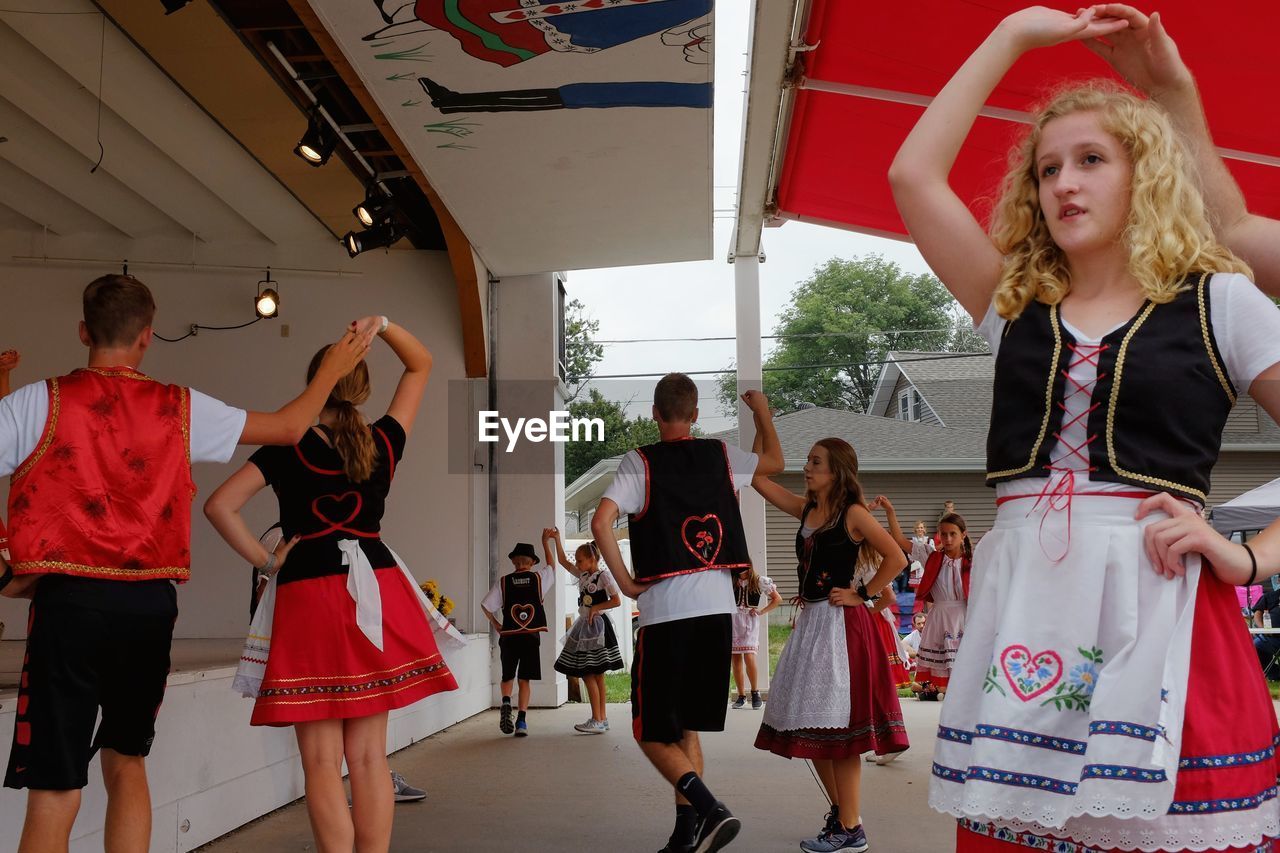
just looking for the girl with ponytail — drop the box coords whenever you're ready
[205,316,459,851]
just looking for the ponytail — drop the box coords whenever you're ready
[307,346,376,483]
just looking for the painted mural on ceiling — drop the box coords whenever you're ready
[309,0,716,275]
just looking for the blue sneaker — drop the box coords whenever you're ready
[799,824,869,853]
[514,718,528,737]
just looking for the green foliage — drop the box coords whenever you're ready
[717,255,980,414]
[563,298,604,403]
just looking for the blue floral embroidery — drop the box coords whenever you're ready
[1041,646,1103,712]
[937,726,973,744]
[1089,720,1159,741]
[1180,744,1275,769]
[1080,764,1166,783]
[973,724,1087,755]
[1168,786,1278,815]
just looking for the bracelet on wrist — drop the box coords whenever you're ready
[1244,543,1259,587]
[258,552,277,575]
[378,315,390,334]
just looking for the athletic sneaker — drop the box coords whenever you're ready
[731,695,746,710]
[390,772,426,803]
[750,691,763,710]
[499,703,514,734]
[799,825,869,852]
[692,802,740,853]
[514,718,528,737]
[574,718,608,734]
[803,807,842,847]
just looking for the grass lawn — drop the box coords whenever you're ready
[601,622,794,704]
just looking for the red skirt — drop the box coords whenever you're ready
[252,566,458,726]
[872,611,911,689]
[956,569,1280,852]
[756,603,910,760]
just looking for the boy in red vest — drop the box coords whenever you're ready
[592,375,782,853]
[0,274,372,853]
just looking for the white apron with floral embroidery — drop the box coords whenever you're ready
[930,493,1204,846]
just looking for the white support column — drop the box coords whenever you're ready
[734,253,770,692]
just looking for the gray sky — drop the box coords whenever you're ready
[563,4,936,432]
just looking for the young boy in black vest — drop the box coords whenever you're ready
[481,542,554,737]
[592,375,782,853]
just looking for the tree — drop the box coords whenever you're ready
[716,255,977,413]
[562,298,604,403]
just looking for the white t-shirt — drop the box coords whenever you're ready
[0,379,246,477]
[903,629,922,655]
[602,441,760,627]
[481,564,556,615]
[976,273,1280,498]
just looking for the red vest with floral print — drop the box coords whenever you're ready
[7,368,195,581]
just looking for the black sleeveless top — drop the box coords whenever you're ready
[628,438,751,581]
[986,274,1234,503]
[578,571,611,608]
[249,415,404,584]
[499,570,548,635]
[795,506,862,603]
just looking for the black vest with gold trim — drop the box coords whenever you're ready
[628,438,751,582]
[986,274,1234,503]
[499,571,547,635]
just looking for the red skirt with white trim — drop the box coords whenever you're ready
[955,568,1280,852]
[251,565,458,726]
[872,609,912,689]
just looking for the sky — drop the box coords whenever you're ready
[562,4,935,432]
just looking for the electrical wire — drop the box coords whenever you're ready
[89,13,105,173]
[594,329,953,344]
[585,351,989,380]
[154,317,262,343]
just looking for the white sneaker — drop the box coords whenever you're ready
[574,718,608,734]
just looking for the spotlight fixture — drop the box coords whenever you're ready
[353,190,395,228]
[161,0,192,13]
[343,222,402,258]
[293,108,336,167]
[255,271,280,319]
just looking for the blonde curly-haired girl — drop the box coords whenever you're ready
[891,6,1280,853]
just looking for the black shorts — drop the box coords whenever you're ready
[499,633,542,682]
[5,580,177,790]
[631,614,731,744]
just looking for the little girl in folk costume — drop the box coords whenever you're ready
[891,6,1280,851]
[911,513,972,698]
[731,564,782,710]
[545,528,622,734]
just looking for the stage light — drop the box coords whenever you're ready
[255,272,280,319]
[293,109,336,167]
[353,191,395,227]
[343,222,402,258]
[162,0,192,13]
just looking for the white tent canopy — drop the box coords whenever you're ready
[1211,477,1280,534]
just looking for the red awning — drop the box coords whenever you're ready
[774,1,1280,239]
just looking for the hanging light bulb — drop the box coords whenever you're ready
[353,191,395,228]
[342,222,402,258]
[293,108,336,167]
[255,271,280,318]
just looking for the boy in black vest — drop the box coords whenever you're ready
[481,542,553,737]
[592,375,782,853]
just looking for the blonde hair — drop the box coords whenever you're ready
[989,81,1250,320]
[307,346,377,483]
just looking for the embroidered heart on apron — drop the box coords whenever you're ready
[1000,645,1063,701]
[512,604,536,628]
[681,514,723,566]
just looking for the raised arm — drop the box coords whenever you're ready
[750,473,807,520]
[1084,5,1280,295]
[239,327,375,446]
[352,316,433,436]
[888,8,1127,318]
[0,350,19,398]
[741,390,783,476]
[543,527,577,574]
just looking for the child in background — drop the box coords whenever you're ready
[911,514,972,700]
[482,542,555,737]
[731,564,782,710]
[545,527,623,734]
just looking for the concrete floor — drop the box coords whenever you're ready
[196,699,955,853]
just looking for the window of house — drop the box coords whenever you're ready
[898,388,923,422]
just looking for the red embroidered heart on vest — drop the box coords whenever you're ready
[1000,645,1064,701]
[681,514,723,567]
[308,492,363,539]
[511,603,536,628]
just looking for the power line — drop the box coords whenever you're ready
[593,328,954,345]
[581,351,990,380]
